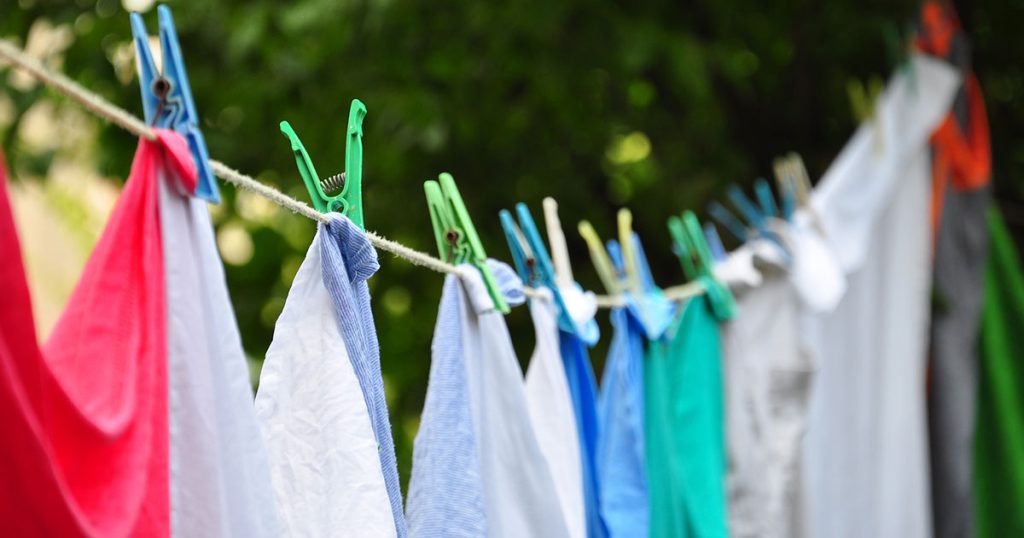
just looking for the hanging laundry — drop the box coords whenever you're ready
[596,237,670,538]
[0,133,183,536]
[559,299,607,538]
[320,216,407,535]
[721,222,843,538]
[973,208,1024,538]
[524,290,586,538]
[645,277,733,538]
[918,4,994,537]
[407,260,569,537]
[802,54,961,538]
[158,146,280,535]
[254,218,398,537]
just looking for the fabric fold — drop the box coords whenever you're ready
[0,133,176,536]
[255,226,397,537]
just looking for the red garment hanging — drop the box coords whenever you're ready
[0,130,195,536]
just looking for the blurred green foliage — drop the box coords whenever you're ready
[3,0,1022,487]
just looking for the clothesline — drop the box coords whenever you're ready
[0,39,700,308]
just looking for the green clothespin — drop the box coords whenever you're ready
[681,210,736,319]
[279,99,368,228]
[424,173,510,313]
[668,215,698,280]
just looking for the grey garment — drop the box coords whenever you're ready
[724,266,814,538]
[927,26,990,538]
[928,183,991,538]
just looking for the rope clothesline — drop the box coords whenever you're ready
[0,39,702,308]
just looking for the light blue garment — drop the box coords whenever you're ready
[560,330,607,538]
[597,306,649,537]
[321,215,407,537]
[406,274,487,537]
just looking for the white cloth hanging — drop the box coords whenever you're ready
[254,230,396,537]
[524,290,586,538]
[159,168,281,537]
[801,53,960,538]
[461,261,571,538]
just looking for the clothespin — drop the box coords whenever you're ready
[677,211,736,319]
[617,208,641,296]
[425,173,509,313]
[542,197,574,288]
[279,99,368,228]
[754,178,778,219]
[131,5,219,203]
[771,156,797,221]
[578,220,621,295]
[703,222,727,263]
[884,21,917,94]
[847,76,885,152]
[668,216,699,280]
[708,200,749,243]
[602,230,675,340]
[500,203,577,334]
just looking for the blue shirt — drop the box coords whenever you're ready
[560,331,608,538]
[597,306,649,537]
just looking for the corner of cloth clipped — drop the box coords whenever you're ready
[454,259,526,314]
[320,213,380,284]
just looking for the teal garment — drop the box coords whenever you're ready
[645,287,731,538]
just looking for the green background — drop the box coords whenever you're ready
[3,0,1022,486]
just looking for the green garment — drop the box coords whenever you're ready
[974,208,1024,537]
[645,284,732,538]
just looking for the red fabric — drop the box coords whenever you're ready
[0,130,194,537]
[917,2,992,232]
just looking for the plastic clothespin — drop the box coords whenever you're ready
[708,200,748,243]
[668,216,698,280]
[617,208,641,296]
[425,173,509,313]
[754,178,778,219]
[847,77,885,151]
[131,5,219,203]
[578,220,621,295]
[703,222,727,263]
[499,210,536,285]
[279,99,367,228]
[503,203,578,334]
[682,210,736,319]
[542,198,574,288]
[727,184,766,232]
[772,156,797,222]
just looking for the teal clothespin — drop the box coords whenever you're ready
[501,203,577,334]
[425,173,509,313]
[681,210,736,319]
[668,215,699,280]
[279,99,367,229]
[754,178,778,219]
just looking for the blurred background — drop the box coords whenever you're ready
[2,0,1022,486]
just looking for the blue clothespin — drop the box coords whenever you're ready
[500,203,578,336]
[727,184,766,232]
[708,200,748,242]
[754,178,778,219]
[703,222,727,263]
[130,5,218,203]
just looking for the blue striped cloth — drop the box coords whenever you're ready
[321,215,408,537]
